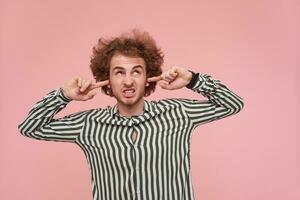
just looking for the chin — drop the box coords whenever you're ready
[123,98,138,105]
[114,91,145,106]
[122,95,144,106]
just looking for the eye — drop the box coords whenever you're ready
[132,70,141,75]
[115,71,124,76]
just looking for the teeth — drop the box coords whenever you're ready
[125,91,133,94]
[123,88,135,97]
[124,89,134,92]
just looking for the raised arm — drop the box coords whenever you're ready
[18,77,109,142]
[148,66,244,127]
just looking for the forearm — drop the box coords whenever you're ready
[186,71,244,113]
[18,88,81,142]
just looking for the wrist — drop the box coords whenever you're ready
[185,70,199,89]
[60,87,72,101]
[186,70,193,83]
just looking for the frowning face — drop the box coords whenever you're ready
[109,53,148,111]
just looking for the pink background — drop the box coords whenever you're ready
[1,0,299,199]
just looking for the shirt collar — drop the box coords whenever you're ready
[97,99,177,126]
[110,100,152,118]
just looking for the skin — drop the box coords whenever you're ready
[109,53,148,116]
[61,53,193,117]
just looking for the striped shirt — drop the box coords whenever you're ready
[18,72,244,200]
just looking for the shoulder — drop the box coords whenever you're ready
[63,106,112,119]
[149,98,197,109]
[151,98,199,105]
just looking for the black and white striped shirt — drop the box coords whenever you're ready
[18,72,244,200]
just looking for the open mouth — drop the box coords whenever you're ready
[122,88,135,98]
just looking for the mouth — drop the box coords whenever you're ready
[122,88,135,98]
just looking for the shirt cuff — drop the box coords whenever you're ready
[57,88,72,103]
[185,70,200,89]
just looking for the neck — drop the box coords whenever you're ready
[117,99,145,117]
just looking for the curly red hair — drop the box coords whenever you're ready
[90,29,164,97]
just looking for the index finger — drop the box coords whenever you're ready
[147,76,163,83]
[91,80,109,89]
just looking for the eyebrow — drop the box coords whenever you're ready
[112,65,144,71]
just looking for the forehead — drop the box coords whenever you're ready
[110,53,146,70]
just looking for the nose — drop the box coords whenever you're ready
[123,74,134,86]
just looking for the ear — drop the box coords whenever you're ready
[146,82,150,87]
[106,87,114,97]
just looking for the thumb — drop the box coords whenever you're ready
[159,82,176,90]
[82,88,98,101]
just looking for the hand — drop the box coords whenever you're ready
[147,66,193,90]
[61,77,109,101]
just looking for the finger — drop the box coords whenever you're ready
[171,67,178,74]
[165,73,175,80]
[168,68,178,78]
[77,77,83,87]
[80,87,98,101]
[93,80,110,88]
[80,80,92,92]
[87,88,98,99]
[159,82,176,90]
[164,77,174,83]
[164,72,176,82]
[165,68,178,79]
[161,72,173,83]
[147,76,163,82]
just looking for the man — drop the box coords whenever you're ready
[18,30,244,200]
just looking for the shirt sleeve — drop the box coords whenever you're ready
[18,88,92,143]
[180,72,244,128]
